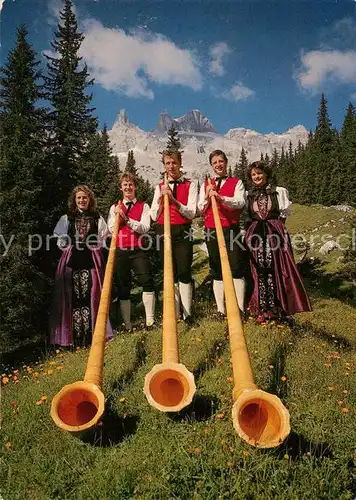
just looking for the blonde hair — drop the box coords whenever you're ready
[120,172,137,186]
[161,150,182,164]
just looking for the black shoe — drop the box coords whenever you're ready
[239,309,247,322]
[183,315,196,327]
[212,311,226,322]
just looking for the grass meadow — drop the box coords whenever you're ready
[1,204,355,499]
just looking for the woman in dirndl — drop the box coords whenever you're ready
[50,185,112,346]
[245,161,311,324]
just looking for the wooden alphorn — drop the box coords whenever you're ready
[51,204,121,433]
[144,174,196,411]
[208,178,290,448]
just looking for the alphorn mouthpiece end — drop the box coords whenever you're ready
[51,381,105,434]
[232,388,290,449]
[144,362,196,412]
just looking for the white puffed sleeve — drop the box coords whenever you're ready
[53,215,70,249]
[276,187,292,218]
[98,216,110,244]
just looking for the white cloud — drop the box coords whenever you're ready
[297,50,356,90]
[209,42,230,76]
[0,0,5,13]
[80,19,202,99]
[350,92,356,101]
[220,82,255,101]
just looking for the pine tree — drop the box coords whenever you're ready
[233,147,248,183]
[269,148,279,186]
[294,132,314,204]
[45,0,97,212]
[276,146,287,186]
[79,124,121,214]
[166,124,181,152]
[125,149,138,175]
[288,140,294,161]
[100,155,122,217]
[281,141,296,197]
[0,25,52,351]
[270,148,279,169]
[311,94,339,205]
[340,102,356,204]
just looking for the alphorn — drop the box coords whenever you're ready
[208,178,290,448]
[51,204,121,433]
[144,175,196,411]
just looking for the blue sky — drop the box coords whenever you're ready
[1,0,356,134]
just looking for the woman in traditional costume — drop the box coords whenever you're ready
[50,185,112,346]
[245,161,311,324]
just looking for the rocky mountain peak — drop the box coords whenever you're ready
[113,109,130,128]
[154,109,217,135]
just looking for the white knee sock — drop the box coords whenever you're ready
[179,282,192,319]
[142,291,155,326]
[213,280,225,314]
[233,278,245,312]
[119,299,132,330]
[174,283,180,319]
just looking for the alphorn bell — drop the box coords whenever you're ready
[208,178,290,448]
[51,204,121,433]
[144,174,196,411]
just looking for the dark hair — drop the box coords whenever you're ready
[209,149,228,165]
[68,185,98,216]
[120,172,137,186]
[246,161,272,184]
[161,150,182,164]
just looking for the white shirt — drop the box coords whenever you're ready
[53,214,109,249]
[150,177,198,222]
[276,187,292,217]
[198,177,246,214]
[107,198,151,235]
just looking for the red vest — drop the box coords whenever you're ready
[204,177,241,228]
[116,201,145,249]
[157,179,192,225]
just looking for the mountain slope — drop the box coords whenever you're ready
[108,110,309,184]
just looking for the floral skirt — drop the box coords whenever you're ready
[72,269,92,346]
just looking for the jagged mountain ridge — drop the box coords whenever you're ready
[154,109,217,134]
[108,109,309,184]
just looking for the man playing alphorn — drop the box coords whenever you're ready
[150,150,198,324]
[107,173,155,331]
[198,149,246,317]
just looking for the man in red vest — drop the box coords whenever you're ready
[107,173,155,331]
[198,149,246,318]
[150,150,198,324]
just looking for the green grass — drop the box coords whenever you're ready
[1,205,355,499]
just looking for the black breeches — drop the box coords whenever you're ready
[155,224,193,284]
[114,248,154,300]
[205,226,246,280]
